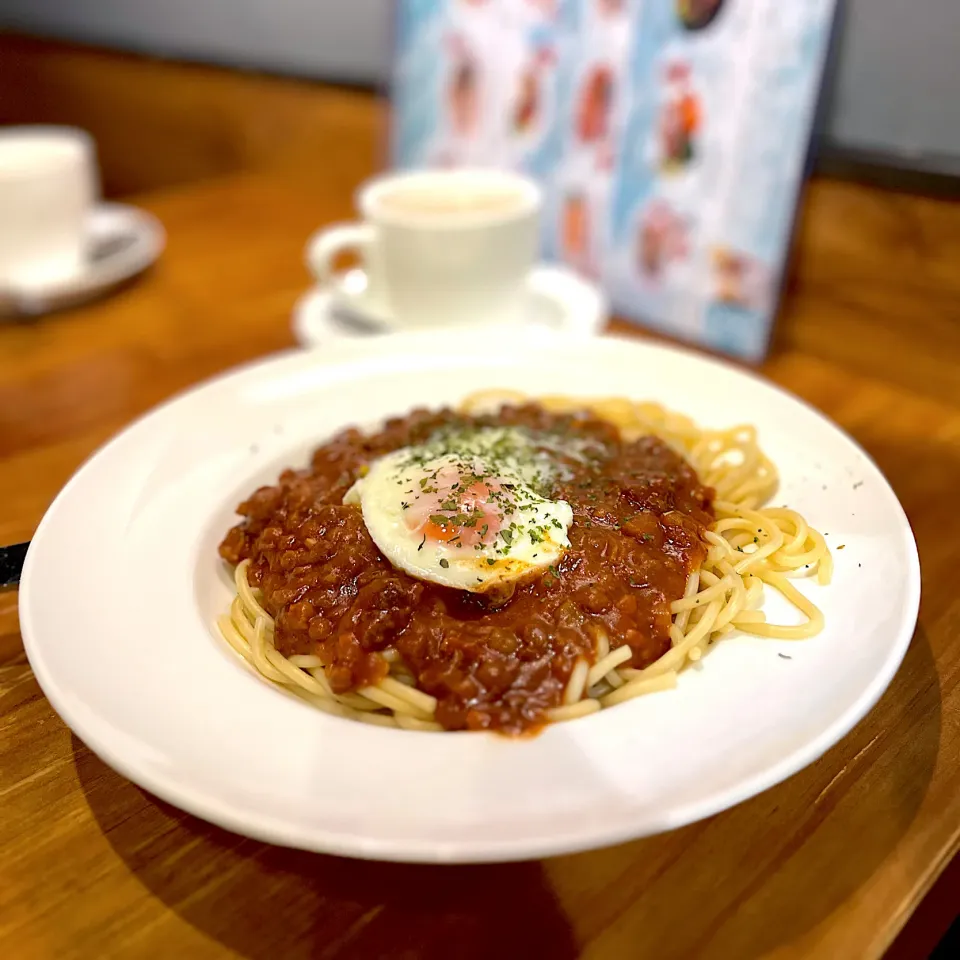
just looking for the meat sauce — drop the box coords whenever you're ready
[219,405,714,733]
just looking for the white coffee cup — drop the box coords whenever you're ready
[306,168,542,329]
[0,126,97,289]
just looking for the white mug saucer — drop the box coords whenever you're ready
[292,263,608,349]
[0,202,165,319]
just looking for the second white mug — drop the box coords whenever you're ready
[0,126,97,289]
[306,168,542,330]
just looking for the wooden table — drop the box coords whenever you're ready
[3,93,960,960]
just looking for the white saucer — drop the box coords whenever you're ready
[292,263,608,348]
[0,202,165,319]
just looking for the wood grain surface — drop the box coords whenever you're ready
[2,40,960,960]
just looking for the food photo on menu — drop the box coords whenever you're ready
[6,1,954,957]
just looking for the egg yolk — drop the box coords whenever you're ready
[403,464,506,548]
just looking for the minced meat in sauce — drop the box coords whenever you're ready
[219,404,714,733]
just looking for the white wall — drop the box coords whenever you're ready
[0,0,389,84]
[825,0,960,170]
[2,0,959,171]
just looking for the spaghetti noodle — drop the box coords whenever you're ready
[217,393,830,732]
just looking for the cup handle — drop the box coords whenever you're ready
[305,223,375,295]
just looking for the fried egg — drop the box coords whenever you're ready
[344,427,580,593]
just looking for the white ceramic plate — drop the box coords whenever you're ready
[20,334,920,863]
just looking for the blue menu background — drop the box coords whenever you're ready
[392,0,837,362]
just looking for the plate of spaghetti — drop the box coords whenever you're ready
[20,332,920,862]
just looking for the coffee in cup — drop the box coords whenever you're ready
[306,169,542,330]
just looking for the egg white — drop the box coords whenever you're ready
[344,428,576,593]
